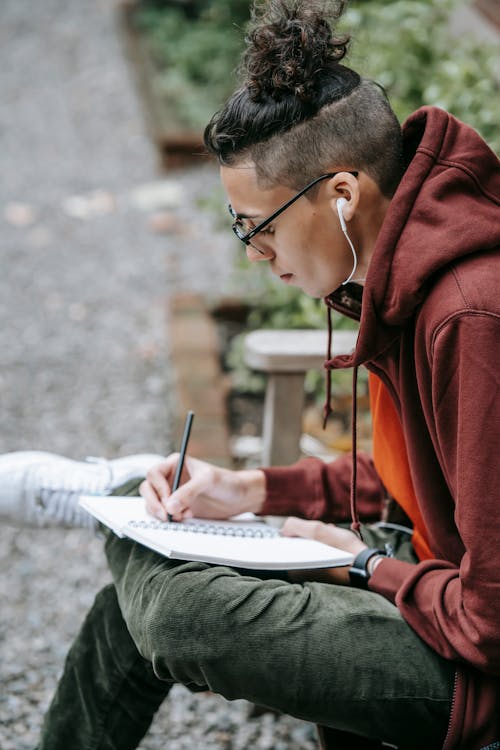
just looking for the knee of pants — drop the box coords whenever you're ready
[124,563,289,686]
[123,562,239,676]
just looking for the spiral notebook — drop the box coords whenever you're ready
[78,495,353,570]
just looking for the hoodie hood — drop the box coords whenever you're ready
[327,106,500,369]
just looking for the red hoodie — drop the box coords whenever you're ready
[260,107,500,748]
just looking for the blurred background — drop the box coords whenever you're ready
[0,1,498,748]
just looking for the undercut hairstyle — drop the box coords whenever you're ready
[204,0,405,198]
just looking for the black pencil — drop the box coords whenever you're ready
[168,410,195,522]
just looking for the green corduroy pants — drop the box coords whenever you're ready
[38,480,454,749]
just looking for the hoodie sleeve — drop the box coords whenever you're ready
[260,452,385,523]
[370,311,500,675]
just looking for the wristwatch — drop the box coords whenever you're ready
[348,548,386,589]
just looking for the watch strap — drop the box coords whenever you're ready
[348,547,386,589]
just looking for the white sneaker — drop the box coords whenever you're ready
[0,451,164,528]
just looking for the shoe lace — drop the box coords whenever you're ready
[33,458,114,527]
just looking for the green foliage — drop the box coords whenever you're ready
[341,0,500,152]
[135,0,500,148]
[135,0,250,128]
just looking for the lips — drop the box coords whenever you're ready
[280,273,293,283]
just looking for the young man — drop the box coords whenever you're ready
[13,1,499,748]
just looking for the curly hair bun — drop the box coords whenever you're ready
[243,0,350,103]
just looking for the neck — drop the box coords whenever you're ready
[351,181,391,281]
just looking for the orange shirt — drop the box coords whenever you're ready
[368,373,434,561]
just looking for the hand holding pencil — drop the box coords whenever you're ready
[139,414,266,523]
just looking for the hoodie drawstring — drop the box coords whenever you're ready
[350,365,362,539]
[322,306,333,429]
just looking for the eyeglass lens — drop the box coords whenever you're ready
[232,217,270,254]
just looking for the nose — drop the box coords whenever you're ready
[245,243,274,263]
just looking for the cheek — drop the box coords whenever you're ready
[278,210,334,274]
[303,207,334,249]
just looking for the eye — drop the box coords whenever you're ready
[240,218,255,233]
[233,219,252,236]
[260,224,275,236]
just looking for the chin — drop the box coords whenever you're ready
[301,286,330,299]
[296,275,336,297]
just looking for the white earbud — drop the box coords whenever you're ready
[336,197,348,232]
[336,197,358,285]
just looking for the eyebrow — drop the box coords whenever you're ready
[234,211,263,220]
[229,204,265,221]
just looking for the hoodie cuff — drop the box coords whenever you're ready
[260,461,322,518]
[368,556,417,604]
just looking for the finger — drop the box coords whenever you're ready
[165,472,210,519]
[282,517,340,546]
[146,459,177,496]
[281,517,326,540]
[140,480,168,521]
[146,453,190,508]
[282,517,365,555]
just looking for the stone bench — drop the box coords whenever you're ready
[243,328,358,467]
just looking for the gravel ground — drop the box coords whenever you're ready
[0,2,318,748]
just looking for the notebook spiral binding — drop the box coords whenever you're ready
[127,519,279,539]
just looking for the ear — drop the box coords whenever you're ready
[324,171,360,224]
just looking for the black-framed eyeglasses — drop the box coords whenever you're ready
[228,171,358,253]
